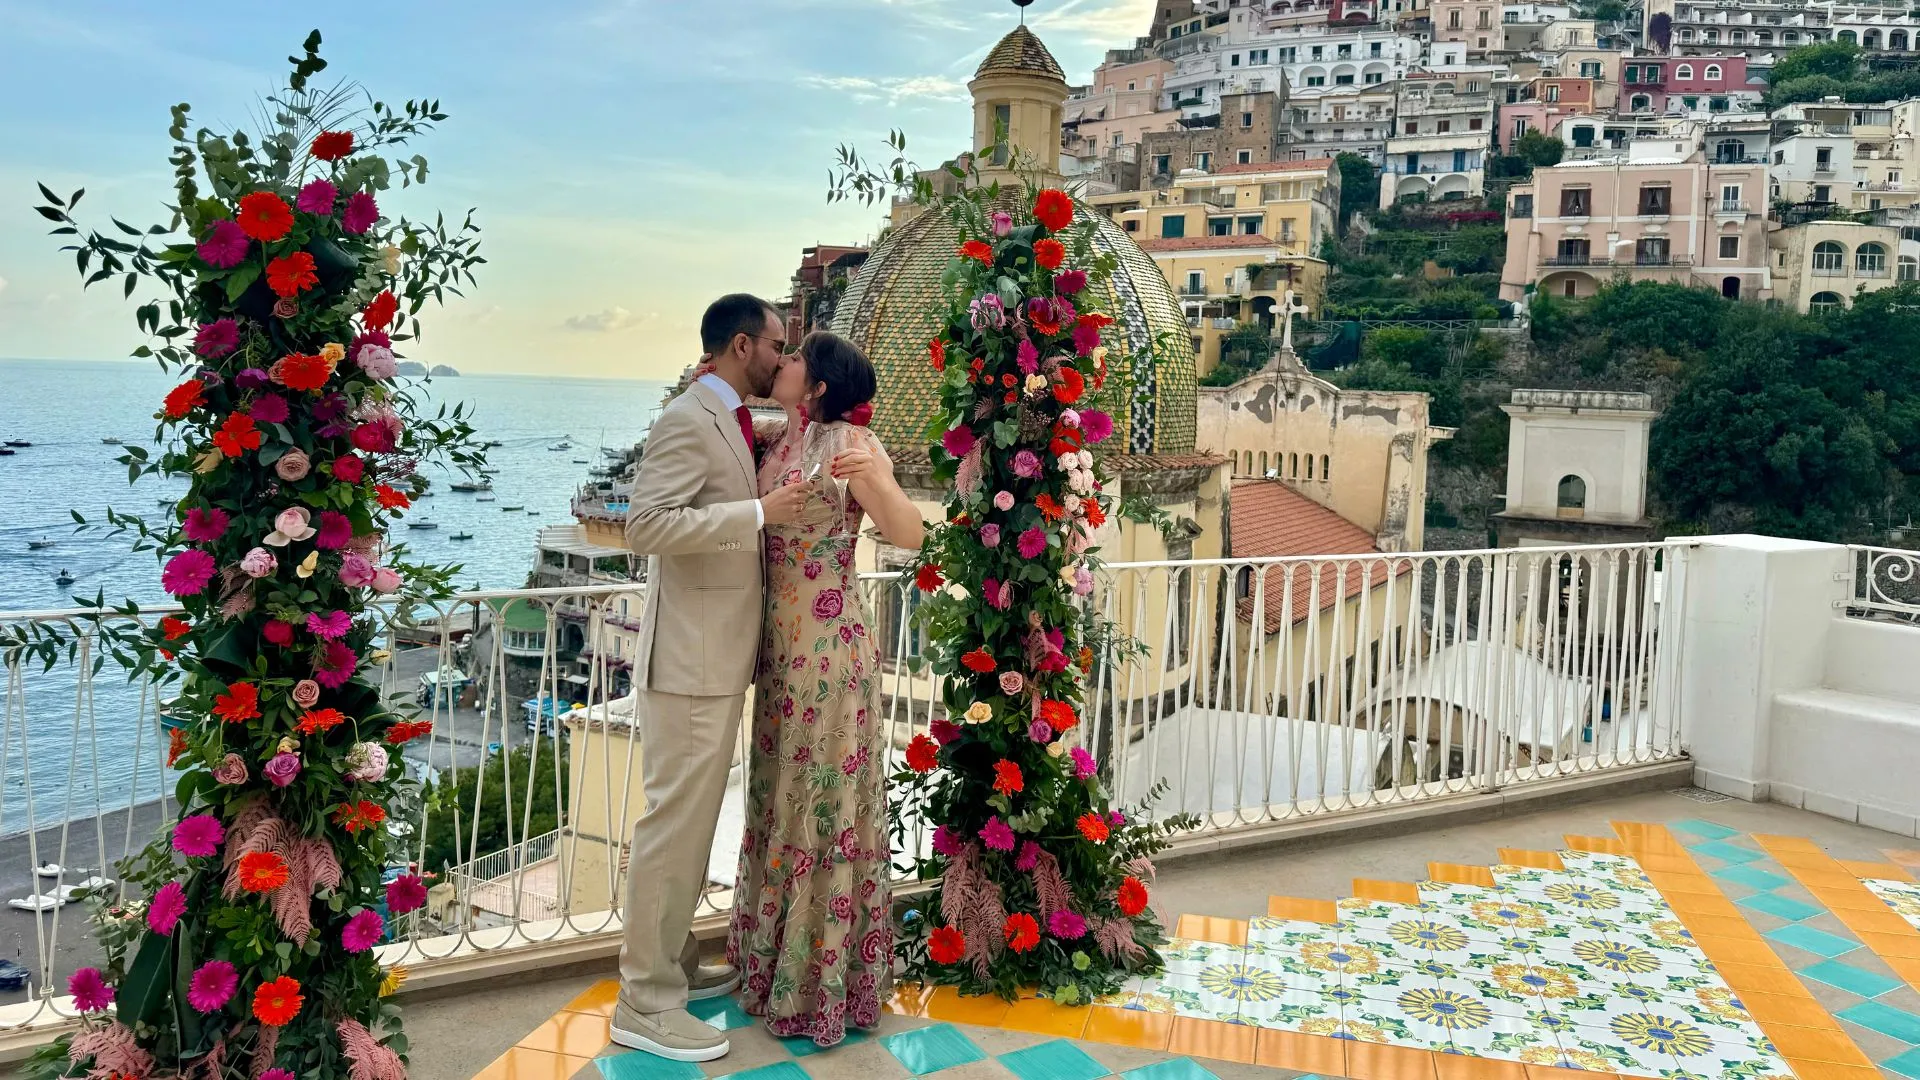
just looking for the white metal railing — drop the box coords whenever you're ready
[0,541,1695,1031]
[1847,544,1920,622]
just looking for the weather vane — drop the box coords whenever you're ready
[1014,0,1037,24]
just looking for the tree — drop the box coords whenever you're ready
[1513,131,1566,169]
[1768,40,1862,84]
[1364,327,1450,377]
[420,743,570,876]
[1586,279,1727,356]
[1335,152,1379,229]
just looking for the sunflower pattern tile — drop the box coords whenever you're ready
[1111,848,1792,1079]
[1864,876,1920,930]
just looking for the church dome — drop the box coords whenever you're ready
[831,200,1198,455]
[975,25,1065,80]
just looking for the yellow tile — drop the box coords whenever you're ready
[1524,1067,1622,1080]
[1781,1062,1884,1080]
[1788,868,1862,890]
[1769,848,1842,870]
[1497,849,1564,870]
[1633,853,1705,874]
[516,1012,611,1058]
[1737,990,1821,1025]
[1267,895,1340,923]
[1836,908,1915,936]
[471,1048,596,1080]
[1352,879,1423,906]
[1712,962,1808,995]
[1254,1029,1347,1074]
[1885,848,1920,869]
[1663,893,1742,918]
[1174,914,1249,946]
[1082,1006,1173,1050]
[1644,871,1719,895]
[562,980,621,1017]
[1886,956,1920,985]
[886,980,934,1016]
[1838,860,1909,880]
[924,985,1012,1026]
[1693,937,1783,968]
[1000,995,1092,1038]
[1563,835,1627,855]
[1168,1017,1257,1064]
[1677,913,1764,941]
[1761,1025,1874,1065]
[1754,834,1824,853]
[1426,863,1497,888]
[1611,821,1685,854]
[1810,886,1891,912]
[1434,1053,1528,1080]
[1857,930,1920,959]
[1343,1041,1438,1080]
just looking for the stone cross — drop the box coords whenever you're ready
[1279,288,1310,353]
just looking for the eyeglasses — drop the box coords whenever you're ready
[752,334,795,355]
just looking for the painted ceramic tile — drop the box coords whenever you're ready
[1290,1014,1401,1044]
[1515,1041,1642,1074]
[1864,877,1920,927]
[1502,876,1666,916]
[1455,896,1557,939]
[1161,938,1245,978]
[1417,880,1503,907]
[1245,915,1333,952]
[1352,990,1561,1060]
[1236,984,1345,1033]
[1163,964,1253,1023]
[1124,970,1203,1015]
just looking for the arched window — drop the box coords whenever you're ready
[1557,475,1587,517]
[1840,29,1858,44]
[1306,455,1316,480]
[1809,290,1844,313]
[1865,29,1881,48]
[1813,240,1846,272]
[1757,30,1774,44]
[1674,63,1694,79]
[1321,454,1331,481]
[1784,30,1799,43]
[1705,63,1722,79]
[1290,452,1299,477]
[1678,28,1694,41]
[1893,29,1910,49]
[1259,450,1269,475]
[1858,242,1888,274]
[1901,255,1918,281]
[1231,450,1241,474]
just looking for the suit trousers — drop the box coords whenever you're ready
[618,688,746,1012]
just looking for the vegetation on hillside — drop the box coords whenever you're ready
[419,742,570,875]
[1763,40,1920,108]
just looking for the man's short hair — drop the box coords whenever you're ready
[700,294,780,355]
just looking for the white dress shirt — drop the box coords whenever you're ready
[697,373,764,529]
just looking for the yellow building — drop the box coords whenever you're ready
[1768,219,1907,314]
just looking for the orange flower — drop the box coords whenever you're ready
[906,734,939,773]
[265,252,319,298]
[1084,500,1106,529]
[1039,699,1079,733]
[385,719,432,745]
[1033,238,1066,270]
[929,338,946,372]
[1076,812,1111,844]
[960,648,997,673]
[1076,646,1094,672]
[1033,189,1075,232]
[992,759,1024,796]
[310,131,355,161]
[929,925,966,965]
[166,726,188,767]
[333,800,387,834]
[1035,494,1066,522]
[1003,912,1041,953]
[374,484,411,510]
[238,851,291,893]
[235,191,294,242]
[212,682,260,724]
[273,353,334,392]
[163,381,207,419]
[916,564,944,592]
[296,708,346,735]
[1117,876,1149,917]
[252,975,304,1026]
[1052,368,1085,405]
[211,413,262,458]
[959,239,994,265]
[160,616,192,641]
[362,290,398,332]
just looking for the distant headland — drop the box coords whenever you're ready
[395,362,460,377]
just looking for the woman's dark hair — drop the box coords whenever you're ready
[800,331,877,422]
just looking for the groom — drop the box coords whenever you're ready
[613,293,811,1061]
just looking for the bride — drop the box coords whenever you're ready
[727,331,924,1046]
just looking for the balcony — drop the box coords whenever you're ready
[1630,254,1694,267]
[1542,254,1610,266]
[7,541,1920,1077]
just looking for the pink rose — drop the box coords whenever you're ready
[990,211,1013,236]
[239,547,277,579]
[812,589,844,622]
[274,450,311,481]
[339,553,376,587]
[212,754,249,785]
[369,567,402,593]
[344,742,390,783]
[355,345,398,380]
[332,455,365,484]
[265,507,315,546]
[263,752,301,788]
[291,679,322,708]
[980,524,1001,548]
[999,671,1024,695]
[994,491,1015,512]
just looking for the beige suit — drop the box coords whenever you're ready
[619,380,763,1012]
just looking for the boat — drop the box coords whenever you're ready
[449,480,492,493]
[548,442,571,451]
[54,570,75,587]
[4,440,30,448]
[572,459,589,464]
[27,539,54,550]
[526,510,541,517]
[101,437,121,445]
[0,448,14,456]
[483,439,504,448]
[157,498,173,506]
[500,505,524,512]
[476,494,496,503]
[406,520,439,530]
[451,531,474,541]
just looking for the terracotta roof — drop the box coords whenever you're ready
[1211,157,1337,175]
[1228,480,1408,635]
[1138,234,1281,252]
[975,26,1065,81]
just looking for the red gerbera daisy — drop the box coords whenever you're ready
[310,130,355,161]
[252,976,304,1026]
[212,681,260,723]
[386,719,433,745]
[362,290,399,332]
[211,413,262,458]
[929,925,966,965]
[296,708,347,735]
[333,800,388,834]
[1076,812,1111,844]
[159,616,191,641]
[992,759,1024,796]
[237,851,290,893]
[905,734,939,773]
[959,239,994,265]
[1003,913,1041,953]
[166,726,188,767]
[234,191,294,243]
[1035,494,1066,522]
[1033,238,1066,270]
[273,353,333,392]
[375,484,411,510]
[1039,699,1079,733]
[1033,188,1075,231]
[163,381,206,419]
[960,648,997,673]
[915,564,944,592]
[265,252,319,298]
[1052,367,1086,405]
[1117,876,1150,917]
[929,338,946,371]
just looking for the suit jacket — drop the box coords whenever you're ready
[624,381,763,697]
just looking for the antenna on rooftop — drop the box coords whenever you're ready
[1014,0,1037,24]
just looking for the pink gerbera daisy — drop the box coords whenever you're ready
[979,816,1016,852]
[161,549,217,597]
[307,610,352,640]
[314,640,358,688]
[296,178,338,214]
[342,191,379,234]
[341,909,385,953]
[147,880,187,936]
[187,959,238,1013]
[385,874,428,915]
[171,813,225,858]
[1048,910,1088,939]
[192,318,240,360]
[182,507,230,543]
[196,219,248,269]
[314,511,353,551]
[260,1071,295,1080]
[67,967,113,1012]
[247,394,290,425]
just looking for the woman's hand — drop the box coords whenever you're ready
[830,447,891,483]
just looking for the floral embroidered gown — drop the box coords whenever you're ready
[728,418,893,1046]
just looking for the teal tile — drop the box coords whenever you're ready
[1889,1047,1920,1079]
[723,1066,812,1080]
[883,1023,987,1075]
[1739,892,1823,922]
[1674,819,1739,841]
[1766,923,1858,958]
[1691,840,1764,865]
[1122,1062,1224,1080]
[596,1051,707,1080]
[1803,959,1903,998]
[1713,865,1791,892]
[1837,1000,1920,1043]
[687,995,756,1032]
[781,1030,869,1058]
[999,1040,1109,1080]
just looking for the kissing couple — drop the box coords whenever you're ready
[608,294,927,1059]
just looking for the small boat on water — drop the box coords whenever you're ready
[101,437,121,445]
[0,448,15,456]
[572,459,589,464]
[449,480,492,493]
[548,443,571,452]
[27,539,54,550]
[483,439,504,448]
[451,531,474,541]
[476,494,496,503]
[4,440,31,448]
[406,520,439,530]
[54,570,75,587]
[526,510,541,516]
[500,505,524,512]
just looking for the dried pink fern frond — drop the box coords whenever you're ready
[1126,857,1157,883]
[1092,916,1146,962]
[955,442,984,498]
[1030,850,1072,921]
[303,837,343,892]
[338,1018,408,1080]
[191,1037,225,1080]
[222,800,275,869]
[250,1023,280,1079]
[70,1021,155,1080]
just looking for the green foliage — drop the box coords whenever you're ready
[1769,41,1863,84]
[1335,152,1380,230]
[1757,42,1920,106]
[1364,327,1450,377]
[1585,279,1727,356]
[1200,322,1277,386]
[1513,131,1566,169]
[419,743,569,875]
[1577,0,1629,22]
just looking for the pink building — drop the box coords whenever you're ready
[1064,52,1177,159]
[1500,78,1596,150]
[1618,55,1757,114]
[1499,147,1769,301]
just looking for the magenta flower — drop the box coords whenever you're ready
[172,814,224,857]
[980,816,1016,852]
[296,178,338,214]
[1013,449,1041,478]
[1071,747,1098,780]
[1048,910,1088,939]
[1028,719,1052,743]
[1014,840,1043,872]
[315,640,358,688]
[812,589,844,622]
[264,752,302,788]
[1109,810,1127,826]
[342,191,379,234]
[1080,410,1114,444]
[932,825,963,857]
[350,329,391,358]
[248,394,290,425]
[990,211,1014,236]
[67,967,113,1013]
[980,524,1001,548]
[307,610,351,640]
[260,1071,295,1080]
[941,425,976,458]
[1016,339,1040,375]
[929,719,961,746]
[341,909,385,953]
[196,219,248,269]
[161,549,217,597]
[1073,322,1103,357]
[1055,269,1088,295]
[386,874,429,915]
[187,959,238,1013]
[234,367,270,392]
[192,318,240,359]
[147,880,187,936]
[182,507,230,543]
[314,511,353,550]
[1017,528,1047,560]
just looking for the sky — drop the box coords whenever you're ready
[0,0,1156,380]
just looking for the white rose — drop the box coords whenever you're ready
[1078,451,1094,471]
[1064,494,1082,515]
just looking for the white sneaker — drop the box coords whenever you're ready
[686,962,741,1001]
[610,1004,730,1062]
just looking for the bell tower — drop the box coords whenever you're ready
[969,20,1069,188]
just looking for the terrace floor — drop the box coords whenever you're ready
[405,788,1920,1080]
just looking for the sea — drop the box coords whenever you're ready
[0,358,671,835]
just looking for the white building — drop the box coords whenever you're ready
[1493,389,1658,547]
[1380,72,1497,207]
[1284,82,1399,161]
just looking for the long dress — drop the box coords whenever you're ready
[727,418,893,1047]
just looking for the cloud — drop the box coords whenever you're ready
[0,276,8,296]
[562,307,656,333]
[800,73,970,105]
[1031,0,1159,41]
